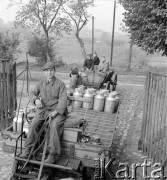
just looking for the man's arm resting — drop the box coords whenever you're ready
[56,82,68,115]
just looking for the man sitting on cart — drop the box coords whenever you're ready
[69,67,88,89]
[83,54,94,71]
[98,56,117,91]
[20,62,68,164]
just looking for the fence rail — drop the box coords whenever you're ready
[139,72,167,164]
[0,59,17,130]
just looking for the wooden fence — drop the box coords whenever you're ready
[139,72,167,164]
[0,60,17,130]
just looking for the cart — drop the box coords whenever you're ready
[82,70,117,92]
[2,96,120,180]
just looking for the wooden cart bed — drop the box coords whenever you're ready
[1,102,119,168]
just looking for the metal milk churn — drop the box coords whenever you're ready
[82,89,94,109]
[93,92,105,112]
[67,89,73,106]
[104,93,116,113]
[115,95,119,112]
[13,109,24,133]
[73,88,83,108]
[23,120,30,136]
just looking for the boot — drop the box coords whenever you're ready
[20,148,31,159]
[45,153,59,164]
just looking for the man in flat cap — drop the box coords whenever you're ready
[20,62,68,164]
[69,67,88,89]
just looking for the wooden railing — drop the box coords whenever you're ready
[139,72,167,164]
[0,59,17,130]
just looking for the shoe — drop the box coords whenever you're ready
[44,153,59,164]
[19,148,31,159]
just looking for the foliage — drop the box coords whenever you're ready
[62,0,94,59]
[0,31,20,59]
[10,0,71,35]
[28,35,60,65]
[9,0,71,61]
[119,0,167,56]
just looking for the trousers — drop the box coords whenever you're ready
[24,109,66,155]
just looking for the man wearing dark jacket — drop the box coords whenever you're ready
[20,62,68,164]
[83,54,94,70]
[92,52,100,71]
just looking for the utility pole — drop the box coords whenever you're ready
[128,41,133,70]
[92,16,94,58]
[110,0,116,67]
[26,52,29,94]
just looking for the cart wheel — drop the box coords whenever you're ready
[11,159,19,175]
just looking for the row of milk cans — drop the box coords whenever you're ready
[68,87,119,113]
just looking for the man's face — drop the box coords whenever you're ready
[44,68,56,81]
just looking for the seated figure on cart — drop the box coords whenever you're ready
[83,54,94,71]
[20,62,68,164]
[98,56,117,91]
[69,67,88,89]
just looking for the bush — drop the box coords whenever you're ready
[28,35,60,65]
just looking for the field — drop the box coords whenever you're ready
[14,27,167,69]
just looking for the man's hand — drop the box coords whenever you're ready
[35,98,43,109]
[49,110,58,118]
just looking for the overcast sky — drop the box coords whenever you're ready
[0,0,125,33]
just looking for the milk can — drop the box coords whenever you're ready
[13,109,24,133]
[23,120,30,136]
[82,89,94,109]
[73,88,83,108]
[93,93,105,112]
[112,91,118,96]
[104,93,116,113]
[67,90,73,106]
[115,95,119,112]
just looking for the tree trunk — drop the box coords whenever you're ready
[75,32,87,60]
[127,42,133,70]
[45,31,51,62]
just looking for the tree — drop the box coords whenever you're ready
[28,35,58,65]
[0,31,19,59]
[62,0,94,60]
[119,0,167,56]
[9,0,71,62]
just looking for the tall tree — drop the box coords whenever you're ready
[62,0,94,60]
[119,0,167,56]
[9,0,71,63]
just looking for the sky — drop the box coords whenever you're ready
[0,0,125,33]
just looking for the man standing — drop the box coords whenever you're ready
[92,52,100,71]
[20,62,68,164]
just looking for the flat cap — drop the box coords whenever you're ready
[42,62,55,71]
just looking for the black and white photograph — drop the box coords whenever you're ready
[0,0,167,179]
